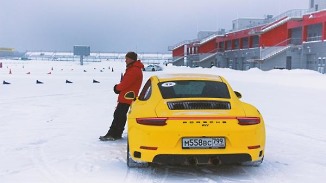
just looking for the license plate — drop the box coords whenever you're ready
[182,137,225,149]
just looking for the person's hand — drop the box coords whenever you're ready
[113,85,120,94]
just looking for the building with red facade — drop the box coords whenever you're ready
[170,0,326,74]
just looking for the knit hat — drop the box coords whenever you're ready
[125,52,137,61]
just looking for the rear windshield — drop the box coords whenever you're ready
[158,80,230,99]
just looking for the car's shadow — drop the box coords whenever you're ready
[124,163,262,182]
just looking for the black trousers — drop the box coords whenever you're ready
[106,103,130,138]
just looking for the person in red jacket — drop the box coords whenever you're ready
[100,52,144,141]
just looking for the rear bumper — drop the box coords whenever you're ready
[152,153,252,165]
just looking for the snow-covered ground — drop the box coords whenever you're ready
[1,60,326,183]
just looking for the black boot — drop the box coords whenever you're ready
[99,135,122,141]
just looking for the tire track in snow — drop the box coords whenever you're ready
[267,124,326,144]
[31,139,69,183]
[123,166,169,183]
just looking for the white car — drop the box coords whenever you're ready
[143,64,163,71]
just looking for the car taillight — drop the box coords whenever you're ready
[237,117,260,125]
[136,118,167,126]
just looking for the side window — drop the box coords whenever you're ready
[138,79,152,101]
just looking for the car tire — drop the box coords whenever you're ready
[127,140,149,168]
[152,68,155,71]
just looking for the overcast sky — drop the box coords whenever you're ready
[0,0,308,53]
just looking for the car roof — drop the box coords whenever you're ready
[154,73,224,82]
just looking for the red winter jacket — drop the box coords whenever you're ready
[115,60,144,105]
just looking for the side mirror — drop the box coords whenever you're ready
[234,91,242,99]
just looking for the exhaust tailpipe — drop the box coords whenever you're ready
[210,157,221,165]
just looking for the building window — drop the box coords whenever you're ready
[310,0,314,8]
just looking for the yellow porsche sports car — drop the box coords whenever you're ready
[127,74,265,167]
